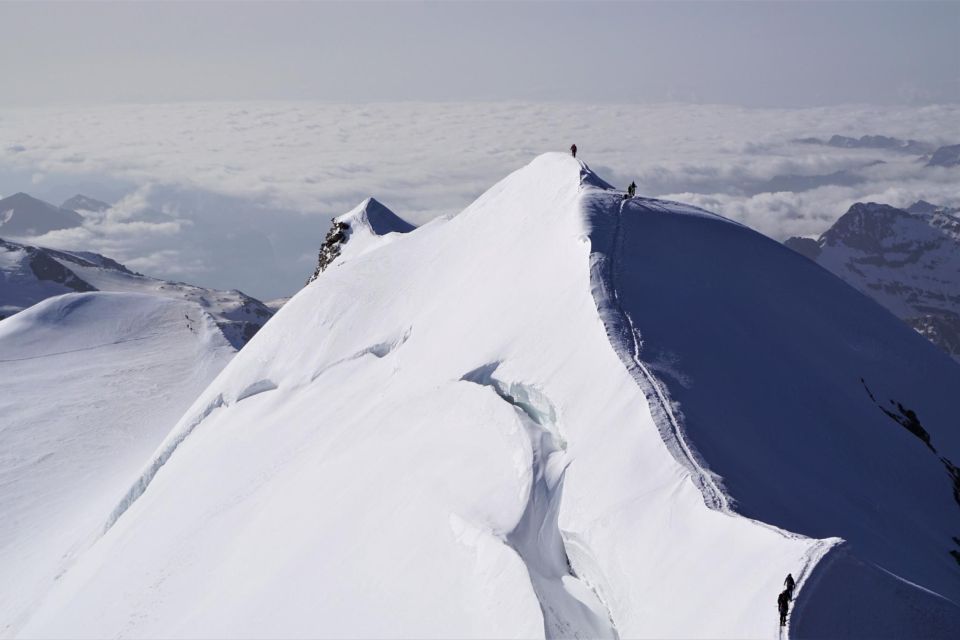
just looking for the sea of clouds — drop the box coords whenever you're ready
[1,101,957,299]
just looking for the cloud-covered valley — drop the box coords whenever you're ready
[1,102,957,298]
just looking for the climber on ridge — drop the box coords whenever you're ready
[778,589,790,627]
[784,573,796,600]
[570,143,577,158]
[627,181,637,198]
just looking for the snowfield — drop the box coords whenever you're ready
[0,292,234,635]
[6,154,960,638]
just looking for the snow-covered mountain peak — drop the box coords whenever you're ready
[61,194,111,213]
[307,196,415,283]
[13,153,960,638]
[336,196,416,236]
[786,199,960,360]
[820,202,906,251]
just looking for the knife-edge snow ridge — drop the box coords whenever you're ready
[15,153,960,639]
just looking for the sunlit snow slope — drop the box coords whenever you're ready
[0,238,273,347]
[16,154,960,639]
[0,293,234,635]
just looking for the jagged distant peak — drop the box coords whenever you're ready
[0,192,83,236]
[795,134,934,154]
[904,200,959,217]
[927,144,960,168]
[307,197,416,284]
[1,191,70,213]
[907,200,941,215]
[784,198,960,360]
[62,194,111,212]
[335,196,416,236]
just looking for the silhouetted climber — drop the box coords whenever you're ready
[627,181,637,198]
[778,589,790,627]
[784,573,796,600]
[570,144,577,158]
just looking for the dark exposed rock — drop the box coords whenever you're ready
[881,400,935,453]
[862,380,960,567]
[307,220,351,284]
[26,249,96,293]
[942,458,960,508]
[783,236,821,261]
[860,379,935,452]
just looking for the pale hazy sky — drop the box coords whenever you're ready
[2,1,958,107]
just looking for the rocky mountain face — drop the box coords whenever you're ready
[307,197,415,284]
[307,219,351,283]
[786,201,960,360]
[0,238,273,348]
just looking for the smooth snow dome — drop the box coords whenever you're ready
[12,154,960,638]
[0,292,234,634]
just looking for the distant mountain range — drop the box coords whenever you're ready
[0,236,273,348]
[786,200,960,360]
[795,134,935,155]
[0,191,273,347]
[0,193,83,236]
[794,134,959,168]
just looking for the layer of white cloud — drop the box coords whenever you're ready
[0,102,957,298]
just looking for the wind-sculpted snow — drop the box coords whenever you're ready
[15,153,960,638]
[102,393,227,534]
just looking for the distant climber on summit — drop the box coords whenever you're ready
[570,144,577,158]
[627,181,637,198]
[777,589,790,627]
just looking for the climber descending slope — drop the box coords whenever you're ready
[16,153,960,639]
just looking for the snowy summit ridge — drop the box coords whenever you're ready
[307,196,415,283]
[10,153,960,639]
